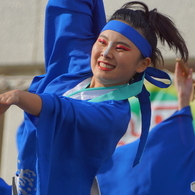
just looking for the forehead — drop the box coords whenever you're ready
[100,30,128,40]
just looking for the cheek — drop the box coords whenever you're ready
[91,47,98,68]
[116,56,131,69]
[117,54,138,69]
[92,45,100,54]
[91,46,101,62]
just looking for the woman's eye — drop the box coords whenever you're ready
[98,38,106,44]
[116,45,131,51]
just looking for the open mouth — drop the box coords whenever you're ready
[98,62,115,71]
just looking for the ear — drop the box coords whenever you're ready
[136,57,151,73]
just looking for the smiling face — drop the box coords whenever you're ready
[90,29,150,88]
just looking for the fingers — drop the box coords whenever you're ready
[0,94,14,105]
[0,94,11,116]
[175,60,193,84]
[0,91,19,116]
[174,61,185,90]
[187,68,193,80]
[0,90,19,105]
[175,58,189,78]
[175,59,194,105]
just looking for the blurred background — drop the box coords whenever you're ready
[0,0,195,185]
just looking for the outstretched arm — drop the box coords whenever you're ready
[174,60,193,110]
[0,90,42,116]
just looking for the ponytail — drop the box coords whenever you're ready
[149,9,188,62]
[109,1,189,68]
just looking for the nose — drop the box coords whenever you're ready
[102,42,113,58]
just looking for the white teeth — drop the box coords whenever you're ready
[99,62,114,69]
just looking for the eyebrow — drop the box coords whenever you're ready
[99,34,131,48]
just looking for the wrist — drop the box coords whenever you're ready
[178,96,190,110]
[12,89,22,106]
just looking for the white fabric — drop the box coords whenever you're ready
[90,177,101,195]
[12,176,19,195]
[63,77,116,100]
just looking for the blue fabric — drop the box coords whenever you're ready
[16,79,130,194]
[133,84,151,166]
[27,0,106,94]
[101,20,152,57]
[0,178,11,195]
[145,67,172,88]
[97,106,195,195]
[16,94,130,194]
[35,93,129,194]
[16,104,129,195]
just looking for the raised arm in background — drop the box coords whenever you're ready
[174,61,193,110]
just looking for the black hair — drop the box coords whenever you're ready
[109,1,188,68]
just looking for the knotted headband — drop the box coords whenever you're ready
[101,20,152,58]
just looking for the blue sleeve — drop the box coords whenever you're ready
[30,0,106,93]
[37,93,130,159]
[34,93,130,194]
[44,0,106,73]
[97,106,195,195]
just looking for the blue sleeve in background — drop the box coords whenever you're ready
[98,106,195,195]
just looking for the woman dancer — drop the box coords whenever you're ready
[0,1,188,194]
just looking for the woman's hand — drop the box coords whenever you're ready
[174,61,193,110]
[0,90,42,116]
[0,90,20,115]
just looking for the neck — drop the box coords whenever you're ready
[89,76,129,88]
[89,78,107,88]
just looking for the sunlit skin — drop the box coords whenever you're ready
[90,28,151,88]
[174,62,193,110]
